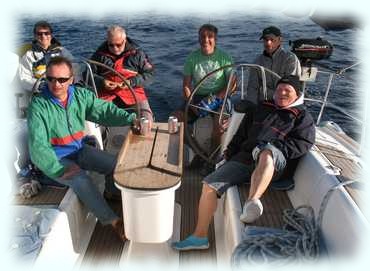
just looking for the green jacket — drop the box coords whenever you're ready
[27,85,136,179]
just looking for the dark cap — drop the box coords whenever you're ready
[260,26,281,40]
[276,75,301,95]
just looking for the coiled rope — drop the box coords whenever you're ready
[231,180,355,267]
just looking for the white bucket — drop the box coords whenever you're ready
[115,182,181,243]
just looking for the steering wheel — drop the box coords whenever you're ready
[86,59,141,117]
[184,64,236,165]
[184,63,282,165]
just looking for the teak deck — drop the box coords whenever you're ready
[14,122,362,267]
[316,126,364,207]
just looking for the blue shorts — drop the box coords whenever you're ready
[203,144,286,196]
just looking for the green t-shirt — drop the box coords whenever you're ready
[184,48,233,96]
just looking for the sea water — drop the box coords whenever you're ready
[15,12,361,139]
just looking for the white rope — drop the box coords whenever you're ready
[231,181,355,268]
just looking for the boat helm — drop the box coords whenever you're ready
[196,94,232,118]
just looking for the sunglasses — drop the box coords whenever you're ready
[46,76,71,84]
[108,41,125,48]
[36,31,51,36]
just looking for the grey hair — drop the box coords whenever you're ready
[107,25,126,38]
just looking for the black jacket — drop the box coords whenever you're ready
[90,37,154,89]
[227,100,315,166]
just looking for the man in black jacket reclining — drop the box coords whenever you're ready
[173,75,315,250]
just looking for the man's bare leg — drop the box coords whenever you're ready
[172,183,216,250]
[240,149,275,223]
[248,149,275,200]
[193,183,218,237]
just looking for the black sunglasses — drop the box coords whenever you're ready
[108,41,125,48]
[46,76,71,84]
[36,31,51,36]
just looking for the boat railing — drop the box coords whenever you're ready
[80,60,99,97]
[304,67,363,126]
[228,62,362,128]
[221,62,362,151]
[234,62,363,152]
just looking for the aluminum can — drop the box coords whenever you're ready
[168,116,178,134]
[140,117,150,136]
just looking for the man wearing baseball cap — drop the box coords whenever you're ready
[260,26,281,39]
[246,26,301,105]
[172,75,315,250]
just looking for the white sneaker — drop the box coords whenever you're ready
[240,199,263,223]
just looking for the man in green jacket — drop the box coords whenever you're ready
[27,56,137,240]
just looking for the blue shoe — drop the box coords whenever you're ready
[172,235,209,251]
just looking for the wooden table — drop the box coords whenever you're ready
[114,122,183,190]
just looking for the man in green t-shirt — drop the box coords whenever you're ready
[173,24,234,170]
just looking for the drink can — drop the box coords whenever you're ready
[140,117,150,136]
[168,116,178,134]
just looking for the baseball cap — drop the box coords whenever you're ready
[260,26,281,40]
